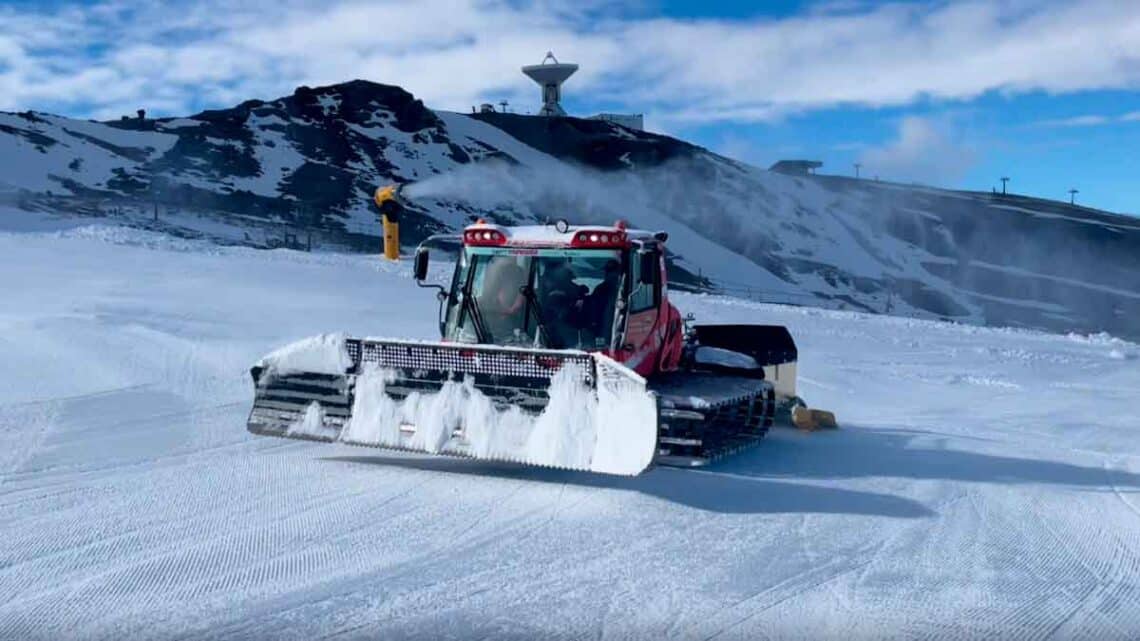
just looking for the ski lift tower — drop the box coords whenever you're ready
[522,52,578,117]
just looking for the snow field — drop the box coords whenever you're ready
[0,223,1138,640]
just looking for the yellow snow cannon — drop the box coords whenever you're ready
[374,184,405,261]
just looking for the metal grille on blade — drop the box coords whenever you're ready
[348,339,595,385]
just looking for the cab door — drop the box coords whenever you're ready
[620,246,663,376]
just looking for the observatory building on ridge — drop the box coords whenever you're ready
[520,52,644,131]
[769,160,822,176]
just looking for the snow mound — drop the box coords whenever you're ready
[258,333,353,375]
[948,374,1022,390]
[588,355,659,474]
[341,358,657,475]
[288,401,340,439]
[52,223,219,253]
[1065,331,1132,347]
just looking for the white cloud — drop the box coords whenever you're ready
[1036,111,1140,127]
[1036,114,1112,127]
[0,0,1139,123]
[857,116,976,186]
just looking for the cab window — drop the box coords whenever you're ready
[629,249,659,313]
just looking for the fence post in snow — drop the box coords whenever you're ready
[149,172,162,221]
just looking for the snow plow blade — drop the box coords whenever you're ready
[246,335,658,476]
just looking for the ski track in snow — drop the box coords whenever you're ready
[0,224,1139,640]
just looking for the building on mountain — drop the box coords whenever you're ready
[769,160,822,175]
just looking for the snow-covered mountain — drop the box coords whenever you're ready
[2,79,1137,340]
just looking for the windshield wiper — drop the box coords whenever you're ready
[520,284,558,349]
[456,262,490,344]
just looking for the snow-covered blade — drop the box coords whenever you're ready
[247,336,658,475]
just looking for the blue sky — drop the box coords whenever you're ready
[660,88,1140,212]
[1,0,1137,214]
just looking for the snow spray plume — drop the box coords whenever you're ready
[402,159,536,205]
[400,155,1140,340]
[400,156,717,228]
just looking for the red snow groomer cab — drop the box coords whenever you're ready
[443,218,685,378]
[246,186,805,476]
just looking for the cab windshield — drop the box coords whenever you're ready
[444,247,623,350]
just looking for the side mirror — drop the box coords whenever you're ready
[413,248,430,281]
[638,250,656,285]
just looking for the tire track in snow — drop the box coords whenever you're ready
[169,465,440,607]
[1049,461,1140,640]
[0,421,298,499]
[1106,461,1140,522]
[1037,540,1138,641]
[972,482,1139,641]
[703,553,878,641]
[1031,500,1138,640]
[669,537,883,641]
[222,477,595,641]
[0,383,165,477]
[881,490,984,641]
[0,398,60,481]
[327,479,613,638]
[0,424,272,586]
[76,464,445,639]
[946,486,1077,641]
[0,400,246,482]
[694,487,969,641]
[0,448,425,635]
[0,411,289,572]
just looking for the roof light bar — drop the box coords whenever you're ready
[570,230,627,248]
[464,228,507,246]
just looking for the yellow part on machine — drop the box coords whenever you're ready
[374,185,401,261]
[792,406,839,432]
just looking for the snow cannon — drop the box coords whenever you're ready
[374,184,406,261]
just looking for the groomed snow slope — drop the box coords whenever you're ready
[1,223,1139,640]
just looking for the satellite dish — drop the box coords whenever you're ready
[521,51,578,117]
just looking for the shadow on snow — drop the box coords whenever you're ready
[319,424,1140,519]
[718,425,1140,490]
[319,452,934,519]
